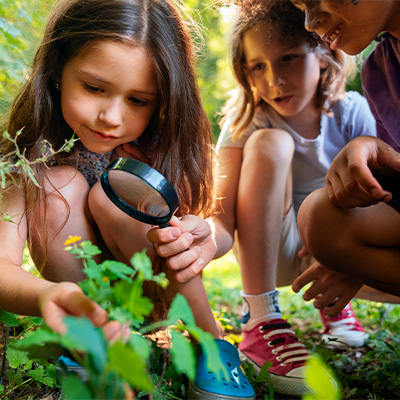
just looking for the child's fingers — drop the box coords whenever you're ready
[292,267,316,293]
[65,290,108,327]
[174,258,205,283]
[166,246,202,272]
[322,297,350,317]
[155,232,193,258]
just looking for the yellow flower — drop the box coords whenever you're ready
[64,235,82,246]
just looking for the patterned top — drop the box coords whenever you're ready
[57,141,112,187]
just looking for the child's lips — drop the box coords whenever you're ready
[89,128,118,141]
[274,95,293,106]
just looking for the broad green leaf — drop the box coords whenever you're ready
[303,356,341,400]
[63,317,108,369]
[188,327,228,381]
[61,374,93,400]
[168,294,196,327]
[170,330,196,381]
[108,341,153,391]
[6,347,30,368]
[27,366,57,387]
[0,309,20,326]
[129,333,151,361]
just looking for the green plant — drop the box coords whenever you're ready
[7,239,227,399]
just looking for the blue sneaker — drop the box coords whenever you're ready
[55,355,88,381]
[188,339,255,399]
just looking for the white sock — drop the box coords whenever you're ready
[240,289,282,331]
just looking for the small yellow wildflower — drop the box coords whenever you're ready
[64,235,82,246]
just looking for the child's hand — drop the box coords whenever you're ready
[39,282,128,341]
[112,143,150,164]
[292,261,363,316]
[147,215,217,283]
[326,136,400,208]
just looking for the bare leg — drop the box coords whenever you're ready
[88,182,223,339]
[29,165,103,283]
[298,187,400,296]
[235,129,294,293]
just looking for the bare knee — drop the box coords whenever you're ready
[243,128,294,167]
[298,188,347,267]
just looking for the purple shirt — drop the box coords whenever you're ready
[361,34,400,151]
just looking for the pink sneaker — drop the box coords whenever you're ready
[319,302,368,349]
[239,319,311,397]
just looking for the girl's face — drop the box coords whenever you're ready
[243,21,326,121]
[60,40,158,154]
[292,0,400,55]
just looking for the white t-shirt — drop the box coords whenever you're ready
[217,91,377,214]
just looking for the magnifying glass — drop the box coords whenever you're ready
[101,158,179,228]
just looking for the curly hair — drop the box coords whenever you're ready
[220,0,355,141]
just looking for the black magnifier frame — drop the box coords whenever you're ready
[101,158,179,227]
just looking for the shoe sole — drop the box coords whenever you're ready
[238,350,310,398]
[321,333,369,350]
[187,383,255,400]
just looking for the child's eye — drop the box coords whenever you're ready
[251,63,265,72]
[282,55,298,62]
[83,83,103,93]
[129,96,148,107]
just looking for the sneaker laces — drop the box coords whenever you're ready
[321,303,364,334]
[260,321,310,366]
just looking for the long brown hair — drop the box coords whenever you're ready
[3,0,215,239]
[220,0,355,140]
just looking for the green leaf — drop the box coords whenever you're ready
[254,360,272,384]
[114,280,154,322]
[27,366,57,387]
[80,241,102,256]
[168,294,196,327]
[102,259,135,281]
[62,317,108,369]
[129,333,151,361]
[61,374,93,400]
[303,356,341,400]
[187,327,228,381]
[108,341,153,391]
[170,330,196,381]
[0,309,20,326]
[6,347,30,368]
[130,250,153,280]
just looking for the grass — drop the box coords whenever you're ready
[203,252,400,400]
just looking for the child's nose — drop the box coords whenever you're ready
[98,100,122,127]
[268,70,286,88]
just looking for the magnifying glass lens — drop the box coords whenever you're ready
[108,169,170,218]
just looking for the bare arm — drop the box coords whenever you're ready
[0,184,110,334]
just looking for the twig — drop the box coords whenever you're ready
[0,325,10,385]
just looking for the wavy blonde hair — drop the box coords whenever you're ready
[220,0,355,141]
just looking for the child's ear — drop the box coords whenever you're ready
[319,42,331,70]
[319,57,329,70]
